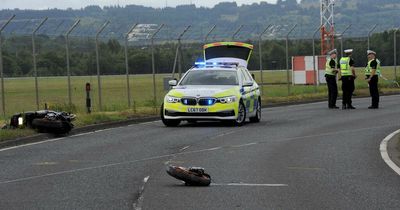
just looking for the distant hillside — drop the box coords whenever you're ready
[0,0,399,40]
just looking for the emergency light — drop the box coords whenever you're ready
[194,61,239,69]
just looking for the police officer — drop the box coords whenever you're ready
[365,50,380,109]
[339,49,357,109]
[325,49,339,109]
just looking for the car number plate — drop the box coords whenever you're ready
[187,107,208,113]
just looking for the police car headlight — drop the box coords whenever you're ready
[166,96,181,103]
[218,96,236,104]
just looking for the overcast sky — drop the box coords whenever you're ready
[0,0,280,10]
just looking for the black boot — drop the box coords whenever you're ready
[347,105,356,109]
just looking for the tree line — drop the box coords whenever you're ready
[1,30,399,77]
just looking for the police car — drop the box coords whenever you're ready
[160,42,261,127]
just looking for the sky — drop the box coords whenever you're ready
[0,0,279,10]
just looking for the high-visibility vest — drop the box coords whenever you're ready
[365,58,381,76]
[325,58,337,76]
[339,57,352,76]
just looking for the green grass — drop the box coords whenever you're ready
[1,67,399,141]
[0,129,36,142]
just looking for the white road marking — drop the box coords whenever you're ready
[211,129,241,139]
[1,123,399,185]
[0,137,65,152]
[133,120,161,126]
[205,147,222,151]
[0,120,161,152]
[231,142,258,148]
[69,132,94,137]
[212,183,288,187]
[380,129,400,176]
[287,166,324,171]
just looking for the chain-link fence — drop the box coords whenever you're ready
[0,15,399,118]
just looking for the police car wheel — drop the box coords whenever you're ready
[234,100,246,126]
[160,103,181,127]
[250,99,261,123]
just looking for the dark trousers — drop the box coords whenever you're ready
[341,76,355,107]
[325,75,338,107]
[368,75,379,107]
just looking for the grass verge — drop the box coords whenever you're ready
[0,129,36,142]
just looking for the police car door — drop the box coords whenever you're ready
[239,68,254,113]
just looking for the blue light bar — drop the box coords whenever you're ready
[194,61,239,69]
[195,61,206,65]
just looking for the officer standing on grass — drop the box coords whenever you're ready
[325,49,340,109]
[365,50,381,109]
[339,49,357,109]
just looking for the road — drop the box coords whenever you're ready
[1,95,400,210]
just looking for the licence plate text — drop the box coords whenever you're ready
[187,107,208,113]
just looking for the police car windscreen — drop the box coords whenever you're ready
[180,70,238,86]
[205,46,250,60]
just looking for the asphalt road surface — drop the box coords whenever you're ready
[1,95,400,210]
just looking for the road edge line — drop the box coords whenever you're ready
[380,129,400,176]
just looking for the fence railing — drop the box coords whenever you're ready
[0,15,399,118]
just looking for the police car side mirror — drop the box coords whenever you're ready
[243,81,254,87]
[168,80,177,86]
[251,74,255,80]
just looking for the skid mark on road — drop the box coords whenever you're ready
[132,176,150,210]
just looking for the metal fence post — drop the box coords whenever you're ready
[204,25,216,43]
[258,24,272,95]
[312,25,323,91]
[0,14,15,117]
[125,23,138,108]
[395,28,399,80]
[339,24,351,57]
[232,25,244,40]
[286,24,297,96]
[95,20,110,111]
[177,26,191,79]
[65,19,80,106]
[151,24,164,111]
[172,26,191,79]
[32,17,48,110]
[367,24,377,50]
